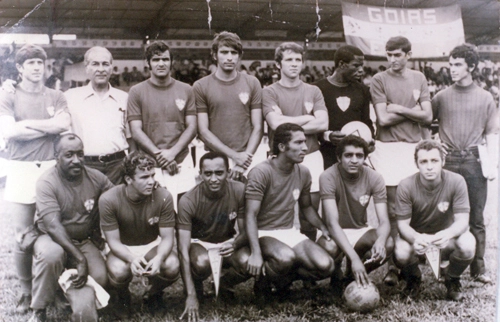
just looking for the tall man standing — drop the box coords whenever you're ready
[432,44,499,283]
[314,45,374,169]
[262,42,328,240]
[0,44,70,314]
[370,36,433,284]
[194,31,263,180]
[128,41,197,209]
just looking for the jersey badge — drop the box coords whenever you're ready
[229,211,237,220]
[84,199,95,212]
[437,201,449,213]
[336,96,351,112]
[304,102,313,114]
[239,92,249,104]
[359,195,370,207]
[148,216,160,225]
[412,89,421,102]
[175,99,186,111]
[272,105,283,115]
[293,188,300,201]
[46,106,55,117]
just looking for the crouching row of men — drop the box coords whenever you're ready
[29,123,475,322]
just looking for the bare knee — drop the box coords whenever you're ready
[317,237,340,258]
[454,231,476,259]
[161,252,180,279]
[394,237,414,267]
[107,255,131,283]
[231,248,250,273]
[190,251,210,279]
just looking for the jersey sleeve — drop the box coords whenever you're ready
[184,85,197,116]
[452,175,470,214]
[249,76,262,110]
[319,169,336,200]
[99,190,119,231]
[35,177,61,221]
[193,80,209,114]
[394,179,413,220]
[370,74,387,105]
[246,167,268,201]
[312,86,327,113]
[126,85,143,122]
[158,189,175,228]
[371,171,387,204]
[177,193,195,231]
[262,87,280,117]
[54,91,68,113]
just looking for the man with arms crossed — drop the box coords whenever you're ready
[128,41,197,209]
[244,123,333,301]
[194,31,263,180]
[370,36,433,284]
[0,44,70,314]
[31,134,112,322]
[317,135,392,292]
[99,152,179,318]
[394,140,475,300]
[432,44,499,283]
[262,42,328,241]
[177,152,249,321]
[314,45,374,169]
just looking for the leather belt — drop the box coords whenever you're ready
[84,150,126,163]
[446,146,479,157]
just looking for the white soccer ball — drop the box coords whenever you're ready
[343,281,380,313]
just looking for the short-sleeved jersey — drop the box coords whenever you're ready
[0,86,67,161]
[395,170,470,234]
[177,180,245,243]
[35,166,114,240]
[65,84,129,155]
[246,159,312,230]
[432,83,499,151]
[262,82,327,154]
[370,69,430,143]
[193,72,262,153]
[320,163,386,229]
[99,184,175,246]
[127,79,196,163]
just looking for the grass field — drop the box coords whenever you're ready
[0,179,497,322]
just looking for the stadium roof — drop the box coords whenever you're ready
[0,0,498,44]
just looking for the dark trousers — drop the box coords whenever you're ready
[85,158,124,185]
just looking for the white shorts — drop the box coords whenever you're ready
[125,237,161,258]
[191,238,235,251]
[4,160,56,204]
[343,226,375,247]
[370,141,418,186]
[155,151,197,210]
[258,228,308,249]
[227,142,269,176]
[301,150,324,193]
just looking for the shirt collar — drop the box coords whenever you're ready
[82,82,118,101]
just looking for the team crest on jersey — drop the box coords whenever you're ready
[304,102,313,114]
[336,96,351,112]
[437,201,450,213]
[148,216,160,225]
[292,188,300,201]
[272,105,283,115]
[359,195,370,207]
[239,92,249,104]
[229,211,237,220]
[175,99,186,111]
[412,89,421,102]
[46,106,55,117]
[84,199,94,212]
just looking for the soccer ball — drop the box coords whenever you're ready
[343,281,380,313]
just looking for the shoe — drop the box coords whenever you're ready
[445,277,463,301]
[16,293,32,314]
[28,309,46,322]
[472,274,492,284]
[402,275,422,298]
[384,269,399,286]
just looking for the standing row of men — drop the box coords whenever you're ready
[0,30,497,322]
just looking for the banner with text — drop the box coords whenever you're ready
[342,2,465,58]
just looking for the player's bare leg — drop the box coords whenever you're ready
[384,186,399,286]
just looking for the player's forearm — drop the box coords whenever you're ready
[245,215,262,256]
[198,126,240,159]
[21,112,71,134]
[245,126,263,156]
[397,221,420,244]
[266,114,315,131]
[396,104,432,125]
[178,246,197,296]
[327,221,361,263]
[108,241,137,263]
[168,124,197,158]
[441,214,469,239]
[130,126,162,155]
[302,206,327,232]
[301,117,328,134]
[374,103,406,127]
[44,217,86,263]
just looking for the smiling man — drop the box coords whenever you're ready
[177,151,249,321]
[263,42,328,241]
[128,41,197,210]
[194,31,263,180]
[431,44,499,284]
[394,140,475,301]
[99,151,179,318]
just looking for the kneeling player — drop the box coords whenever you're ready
[99,152,180,317]
[177,152,250,321]
[394,140,475,300]
[317,135,393,290]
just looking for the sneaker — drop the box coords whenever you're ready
[16,293,32,314]
[445,277,463,301]
[403,275,422,298]
[472,274,492,284]
[28,309,46,322]
[384,269,399,286]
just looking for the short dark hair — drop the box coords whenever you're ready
[54,133,83,156]
[145,41,173,69]
[199,151,229,171]
[122,151,155,183]
[211,31,243,58]
[334,45,364,67]
[84,46,113,66]
[414,140,444,164]
[15,44,47,65]
[275,42,304,64]
[272,123,304,155]
[450,44,479,72]
[386,36,411,53]
[336,135,369,161]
